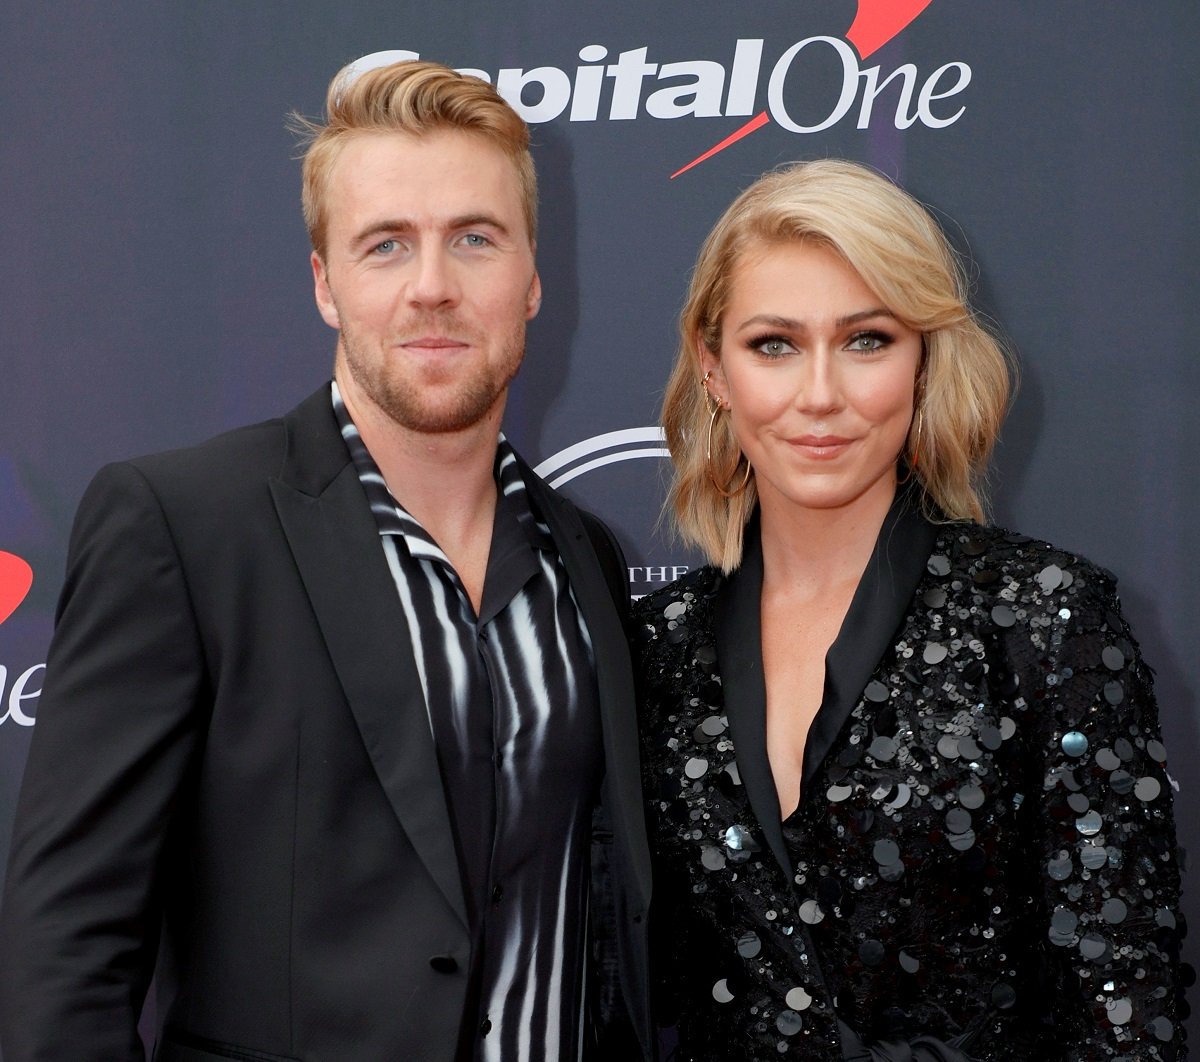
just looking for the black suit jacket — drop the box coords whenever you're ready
[0,385,653,1062]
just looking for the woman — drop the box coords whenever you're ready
[633,160,1185,1061]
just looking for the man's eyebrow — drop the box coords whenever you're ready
[350,219,415,248]
[350,213,513,248]
[734,308,897,331]
[450,212,512,237]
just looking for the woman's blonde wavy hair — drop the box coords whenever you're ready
[662,159,1013,572]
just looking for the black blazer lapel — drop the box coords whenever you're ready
[802,486,939,796]
[518,462,652,914]
[716,491,940,878]
[269,387,468,929]
[714,521,793,886]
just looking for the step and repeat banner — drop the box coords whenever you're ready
[2,0,1197,1047]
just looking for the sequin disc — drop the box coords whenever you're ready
[776,1010,804,1036]
[1061,732,1088,757]
[785,987,813,1011]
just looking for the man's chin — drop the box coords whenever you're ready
[381,390,505,436]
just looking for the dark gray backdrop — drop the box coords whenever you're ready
[2,1,1197,1050]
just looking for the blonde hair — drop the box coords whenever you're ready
[292,59,537,259]
[663,159,1013,571]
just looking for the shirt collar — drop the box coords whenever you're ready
[330,380,554,559]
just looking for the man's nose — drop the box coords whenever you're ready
[409,247,460,308]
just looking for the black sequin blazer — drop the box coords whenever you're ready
[633,492,1185,1061]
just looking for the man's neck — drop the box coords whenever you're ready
[337,374,503,613]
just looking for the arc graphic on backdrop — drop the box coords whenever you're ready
[533,427,669,489]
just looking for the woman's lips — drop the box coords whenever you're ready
[789,434,855,458]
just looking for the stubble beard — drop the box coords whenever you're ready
[339,316,527,435]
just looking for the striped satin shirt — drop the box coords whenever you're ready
[332,383,603,1062]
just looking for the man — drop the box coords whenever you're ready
[0,60,651,1062]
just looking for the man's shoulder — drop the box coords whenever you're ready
[508,445,612,541]
[77,386,338,528]
[129,416,285,478]
[120,386,333,490]
[508,448,631,603]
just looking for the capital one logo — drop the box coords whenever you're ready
[353,0,959,177]
[0,550,41,726]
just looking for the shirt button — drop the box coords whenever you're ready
[480,1017,492,1037]
[491,884,504,904]
[428,954,458,974]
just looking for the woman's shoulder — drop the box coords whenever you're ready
[924,520,1142,683]
[927,520,1121,606]
[629,565,723,666]
[631,564,723,625]
[630,566,726,724]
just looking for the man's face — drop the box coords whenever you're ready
[313,129,541,435]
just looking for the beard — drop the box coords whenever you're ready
[338,311,526,435]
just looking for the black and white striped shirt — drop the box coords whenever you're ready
[333,383,602,1061]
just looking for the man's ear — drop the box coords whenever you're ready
[526,269,542,320]
[312,252,340,330]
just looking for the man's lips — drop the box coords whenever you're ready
[400,336,468,351]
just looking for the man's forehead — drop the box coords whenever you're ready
[327,130,521,211]
[331,128,513,182]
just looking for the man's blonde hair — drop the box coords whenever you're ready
[662,159,1013,571]
[293,59,537,259]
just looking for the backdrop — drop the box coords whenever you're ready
[2,0,1197,1050]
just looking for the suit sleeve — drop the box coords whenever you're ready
[0,461,210,1062]
[1018,565,1186,1059]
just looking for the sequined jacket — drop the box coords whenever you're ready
[633,493,1185,1062]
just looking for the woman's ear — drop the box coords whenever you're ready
[697,336,728,409]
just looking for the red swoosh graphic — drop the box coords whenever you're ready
[670,111,770,179]
[846,0,935,59]
[0,551,33,625]
[668,0,937,177]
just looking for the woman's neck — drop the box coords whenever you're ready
[758,475,898,600]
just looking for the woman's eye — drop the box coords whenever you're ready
[752,336,792,358]
[848,331,889,352]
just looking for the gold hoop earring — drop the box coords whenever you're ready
[705,398,752,498]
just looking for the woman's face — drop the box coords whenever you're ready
[702,240,923,520]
